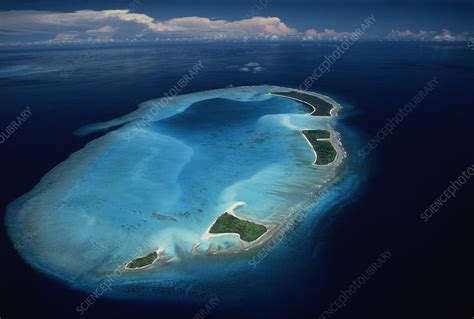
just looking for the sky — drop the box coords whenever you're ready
[0,0,472,45]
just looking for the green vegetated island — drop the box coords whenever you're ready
[209,212,267,242]
[304,129,330,139]
[270,91,337,165]
[303,129,337,165]
[126,251,158,269]
[271,91,333,116]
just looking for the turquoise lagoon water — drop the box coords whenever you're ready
[6,85,346,295]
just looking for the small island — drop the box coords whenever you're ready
[303,129,337,165]
[271,91,333,116]
[126,251,158,269]
[209,212,267,242]
[304,129,330,139]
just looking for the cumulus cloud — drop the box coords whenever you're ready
[387,29,468,42]
[0,9,469,45]
[245,62,260,67]
[53,32,77,42]
[238,62,264,73]
[162,16,296,35]
[387,29,434,40]
[239,66,251,72]
[302,28,358,41]
[86,25,116,33]
[432,29,465,42]
[305,29,318,37]
[0,10,297,44]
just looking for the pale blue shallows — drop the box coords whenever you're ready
[6,85,343,295]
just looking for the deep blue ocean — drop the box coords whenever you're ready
[1,42,473,319]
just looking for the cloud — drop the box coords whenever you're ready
[239,67,251,72]
[245,62,260,67]
[0,9,469,46]
[433,29,461,42]
[302,28,358,41]
[305,29,318,37]
[387,29,468,42]
[238,62,264,73]
[53,32,77,42]
[162,16,296,35]
[387,29,434,40]
[0,10,297,44]
[86,25,116,33]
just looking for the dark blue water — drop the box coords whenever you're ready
[1,42,473,319]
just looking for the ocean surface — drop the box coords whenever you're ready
[1,42,473,319]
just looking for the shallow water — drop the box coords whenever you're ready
[6,85,344,294]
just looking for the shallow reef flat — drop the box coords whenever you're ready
[6,85,344,293]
